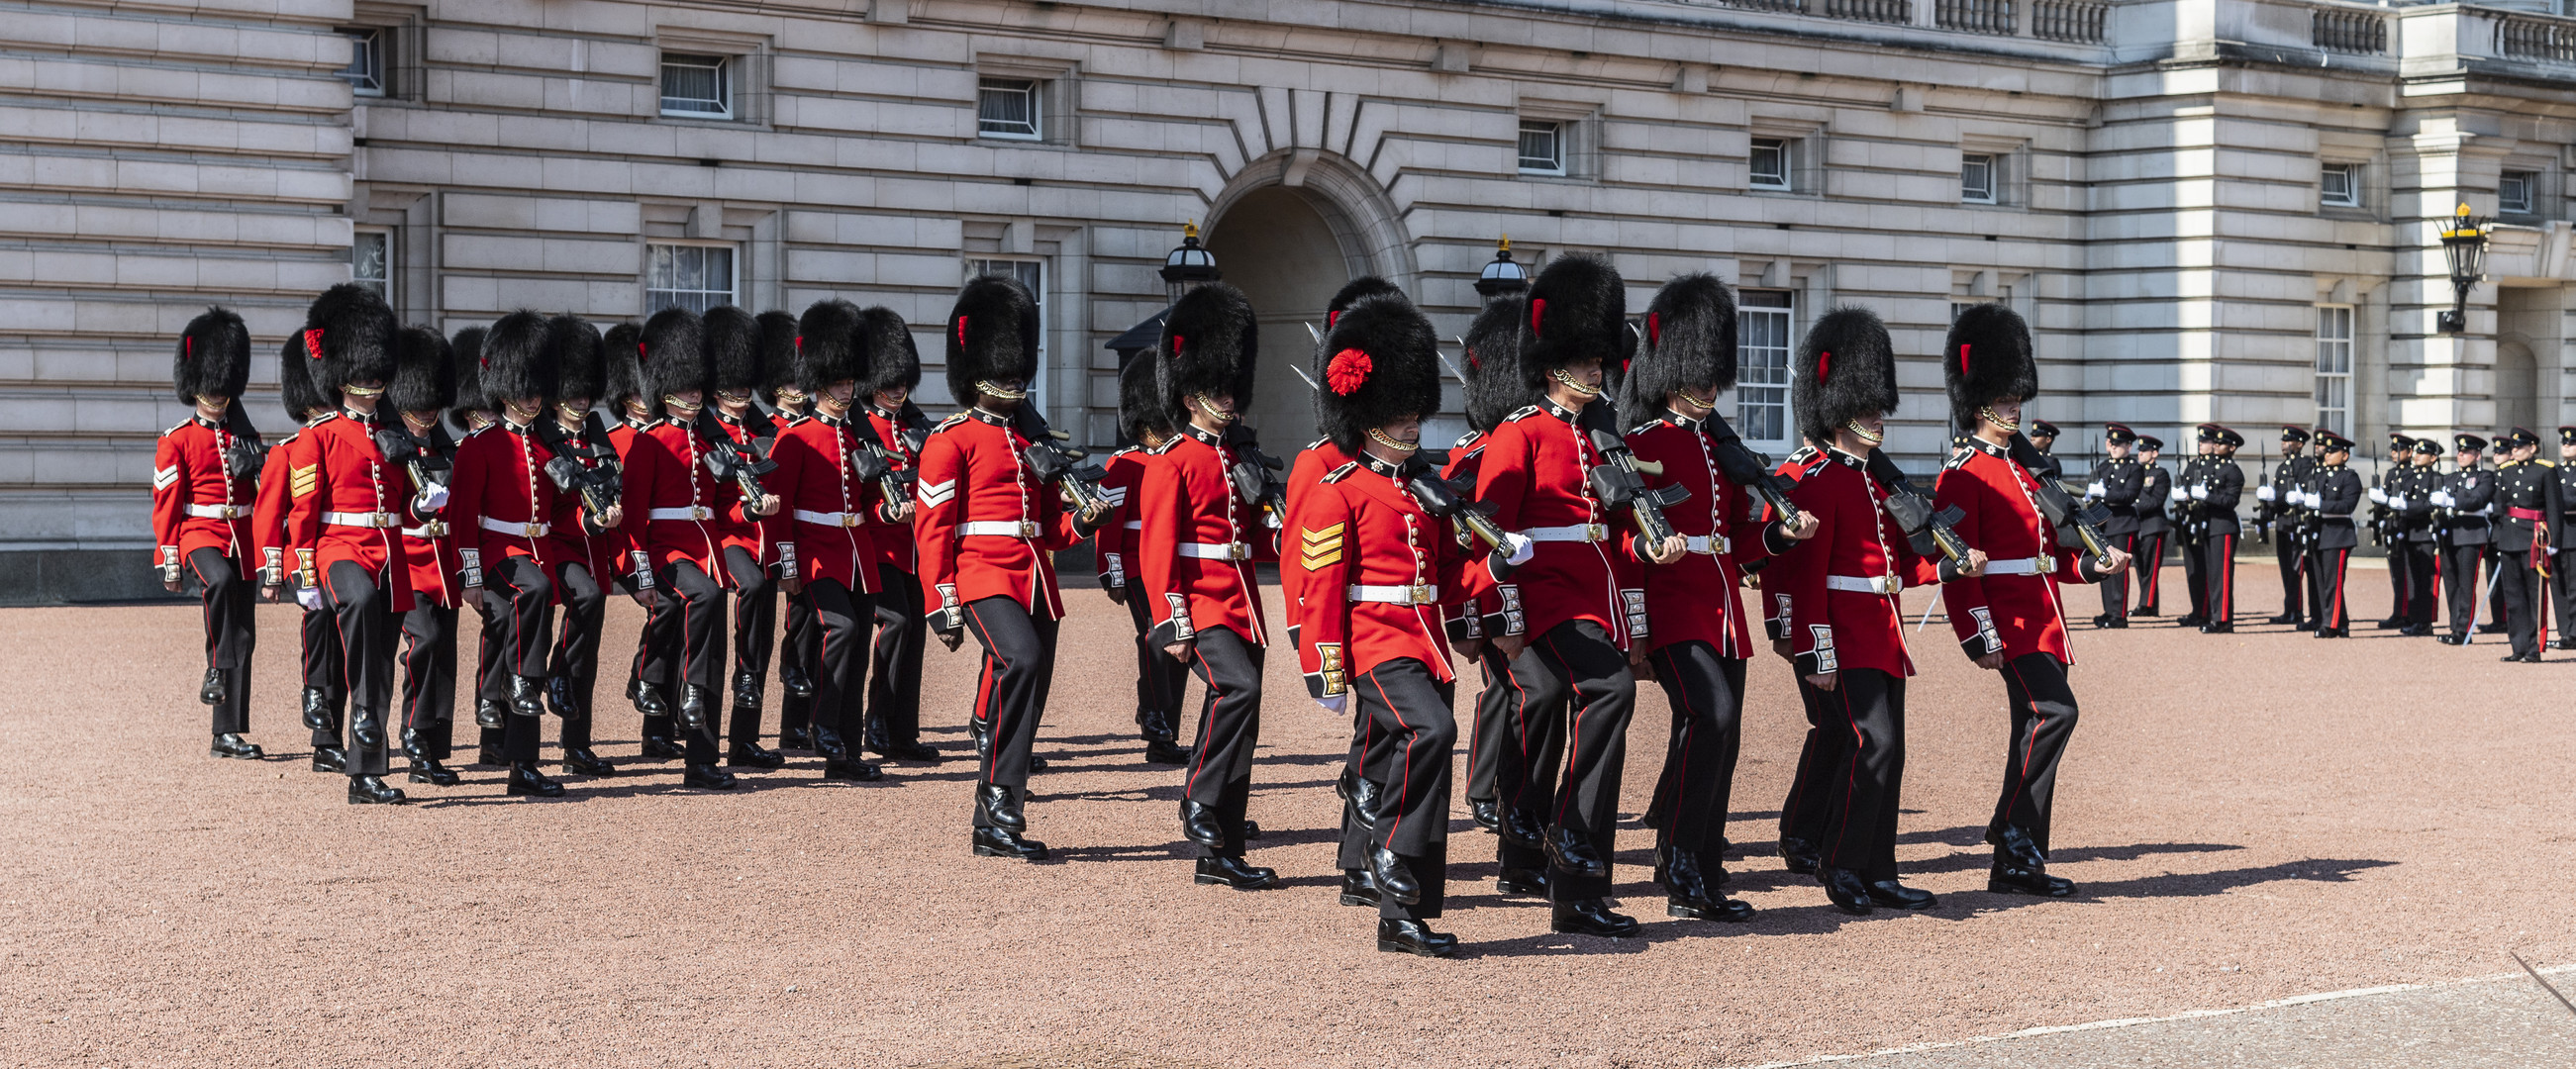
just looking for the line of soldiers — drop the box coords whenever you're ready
[2350,427,2569,660]
[2084,422,2248,631]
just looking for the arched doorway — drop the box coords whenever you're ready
[1203,187,1350,448]
[2496,339,2538,433]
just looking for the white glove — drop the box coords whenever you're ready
[2088,481,2109,499]
[2368,487,2387,504]
[1503,532,1535,567]
[2432,490,2454,508]
[295,586,324,611]
[415,482,450,511]
[2389,496,2407,511]
[2170,486,2189,502]
[2303,490,2322,508]
[2190,485,2208,501]
[2255,485,2275,503]
[1316,694,1348,715]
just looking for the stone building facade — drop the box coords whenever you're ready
[7,0,2576,598]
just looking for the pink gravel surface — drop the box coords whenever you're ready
[2,560,2568,1068]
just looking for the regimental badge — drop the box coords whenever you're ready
[1970,606,2002,655]
[1164,593,1195,640]
[1808,625,1837,673]
[1104,553,1126,588]
[1299,523,1344,571]
[1497,584,1526,634]
[1622,587,1650,640]
[289,463,319,498]
[1314,643,1345,696]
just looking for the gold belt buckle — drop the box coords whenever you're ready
[1409,583,1432,604]
[220,505,242,519]
[424,521,448,538]
[840,514,861,528]
[523,523,545,536]
[1585,524,1606,541]
[691,506,711,521]
[1023,521,1041,538]
[370,512,392,528]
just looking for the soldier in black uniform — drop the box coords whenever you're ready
[2391,438,2444,636]
[2554,427,2576,649]
[2301,432,2362,637]
[2027,420,2065,484]
[2491,428,2565,662]
[2088,423,2145,627]
[2174,429,2214,627]
[2185,424,2245,632]
[2372,434,2413,629]
[2133,435,2171,616]
[2434,434,2494,644]
[2259,427,2316,627]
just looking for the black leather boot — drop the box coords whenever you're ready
[1497,808,1544,850]
[1376,919,1458,958]
[823,756,883,781]
[1820,866,1872,915]
[978,783,1026,829]
[506,761,564,798]
[1338,868,1381,908]
[1865,879,1938,910]
[1193,855,1278,890]
[1662,849,1753,922]
[348,706,386,752]
[1369,847,1422,906]
[508,675,546,719]
[778,725,814,751]
[473,698,505,729]
[727,739,786,768]
[1348,776,1383,837]
[676,684,713,730]
[1469,798,1500,832]
[1178,799,1226,848]
[401,729,458,786]
[878,738,941,762]
[1548,898,1638,937]
[632,680,670,718]
[1496,867,1548,897]
[199,667,226,706]
[476,741,505,766]
[1544,824,1607,879]
[639,728,686,760]
[861,715,895,757]
[812,723,851,763]
[683,762,739,790]
[347,774,407,805]
[545,674,585,720]
[731,669,761,715]
[561,746,617,777]
[971,826,1047,860]
[778,663,815,700]
[210,733,263,760]
[311,745,347,774]
[301,687,333,731]
[1989,858,2077,898]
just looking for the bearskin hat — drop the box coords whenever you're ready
[1942,302,2038,428]
[755,310,799,406]
[1793,306,1901,444]
[1157,282,1258,422]
[1519,252,1626,393]
[1617,273,1738,431]
[1325,276,1405,332]
[448,327,490,428]
[702,306,763,397]
[545,315,607,406]
[298,283,400,401]
[1314,293,1442,456]
[387,325,456,415]
[1118,351,1174,445]
[795,299,865,397]
[601,323,644,417]
[638,308,708,415]
[478,311,555,409]
[1459,297,1537,434]
[856,306,922,397]
[946,275,1040,405]
[277,335,329,423]
[173,306,251,405]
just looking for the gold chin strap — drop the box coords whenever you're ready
[1550,368,1603,397]
[774,387,808,404]
[664,396,705,416]
[1190,395,1238,424]
[556,402,589,422]
[503,399,543,423]
[1845,419,1885,446]
[1674,388,1716,412]
[343,384,384,398]
[1978,405,2021,433]
[975,380,1029,401]
[1366,428,1419,452]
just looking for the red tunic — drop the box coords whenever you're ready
[1760,446,1824,640]
[766,414,882,592]
[1137,426,1278,646]
[1278,437,1352,638]
[248,429,311,585]
[1294,454,1493,696]
[1624,415,1786,659]
[283,411,415,613]
[709,408,787,565]
[1934,437,2088,663]
[913,409,1081,620]
[863,404,925,573]
[398,426,468,610]
[1093,444,1154,596]
[446,417,567,574]
[1440,431,1502,641]
[1773,447,1940,678]
[540,418,629,583]
[1472,401,1642,650]
[151,416,257,568]
[617,419,743,585]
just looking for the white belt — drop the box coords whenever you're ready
[1178,541,1251,560]
[1683,534,1731,555]
[478,517,550,537]
[1349,583,1438,605]
[961,520,1041,538]
[794,509,864,529]
[1124,521,1143,531]
[647,506,716,522]
[1984,556,2056,576]
[400,522,449,539]
[1826,574,1900,595]
[184,503,247,520]
[325,511,400,529]
[1522,524,1609,543]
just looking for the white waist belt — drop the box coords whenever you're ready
[961,520,1040,538]
[1522,524,1608,543]
[1683,534,1731,555]
[478,517,550,537]
[184,503,247,520]
[1349,583,1439,605]
[400,522,449,539]
[1124,521,1143,531]
[1984,556,2055,576]
[794,509,864,528]
[1825,574,1900,595]
[1178,541,1251,560]
[325,511,400,529]
[647,506,717,522]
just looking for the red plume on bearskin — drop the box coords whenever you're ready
[754,309,798,406]
[1313,293,1440,456]
[795,299,864,398]
[478,311,555,409]
[386,325,456,415]
[300,283,400,402]
[277,333,329,423]
[1458,297,1536,434]
[600,323,644,417]
[1942,302,2037,428]
[1117,349,1174,445]
[944,274,1040,406]
[1518,252,1625,392]
[638,307,709,416]
[702,306,764,397]
[1616,273,1737,431]
[854,306,921,399]
[173,306,251,405]
[1156,282,1257,420]
[447,326,489,429]
[1794,306,1900,445]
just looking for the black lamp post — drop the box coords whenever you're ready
[1473,235,1530,302]
[2437,203,2490,335]
[1160,222,1220,305]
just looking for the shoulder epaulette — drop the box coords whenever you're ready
[309,412,340,427]
[1306,437,1331,451]
[1452,430,1484,449]
[1943,449,1974,471]
[933,413,969,432]
[1322,461,1360,483]
[1109,445,1140,458]
[160,421,184,438]
[2539,459,2559,468]
[1148,436,1183,455]
[277,431,302,446]
[1503,406,1540,423]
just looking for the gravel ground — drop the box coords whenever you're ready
[3,560,2569,1068]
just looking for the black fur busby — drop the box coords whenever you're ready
[478,311,554,409]
[299,283,400,401]
[448,327,490,427]
[277,335,330,423]
[1325,276,1405,331]
[387,326,456,415]
[1314,293,1441,456]
[1459,297,1537,434]
[1942,302,2037,429]
[856,306,922,397]
[754,310,799,405]
[1156,282,1258,420]
[174,306,251,405]
[1793,306,1901,444]
[702,306,763,397]
[638,308,708,412]
[545,315,607,406]
[1519,252,1625,392]
[945,274,1040,405]
[1617,273,1738,431]
[1118,351,1174,445]
[601,323,644,417]
[795,299,865,397]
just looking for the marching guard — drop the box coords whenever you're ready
[1099,355,1193,765]
[386,325,467,786]
[754,310,824,749]
[2553,428,2576,648]
[2394,438,2445,636]
[2374,434,2414,629]
[2184,424,2245,632]
[155,307,263,759]
[698,307,792,769]
[537,317,624,777]
[602,323,678,762]
[856,319,939,763]
[1447,296,1544,858]
[255,332,347,768]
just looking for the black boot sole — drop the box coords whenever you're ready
[1193,873,1280,891]
[1495,877,1546,897]
[1987,880,2078,898]
[1668,900,1756,922]
[1338,892,1381,908]
[1377,937,1457,958]
[407,768,460,786]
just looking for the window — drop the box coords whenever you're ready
[2315,305,2352,437]
[646,243,736,314]
[2321,163,2359,208]
[2502,169,2537,215]
[659,53,733,119]
[1518,120,1564,175]
[964,258,1047,407]
[340,29,385,96]
[1961,153,1997,203]
[1750,139,1791,191]
[353,231,391,300]
[978,78,1042,140]
[1737,291,1795,447]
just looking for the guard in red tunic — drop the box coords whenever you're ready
[919,276,1104,860]
[766,299,892,783]
[1934,303,2129,898]
[532,317,626,777]
[857,320,939,763]
[385,326,466,787]
[1296,292,1510,956]
[699,306,791,769]
[154,307,264,760]
[1139,283,1279,890]
[254,334,347,768]
[282,284,421,805]
[1099,354,1192,765]
[754,309,823,749]
[1445,298,1545,881]
[1775,307,1980,913]
[1617,274,1817,922]
[443,328,515,765]
[601,322,677,761]
[1768,437,1832,875]
[446,311,572,799]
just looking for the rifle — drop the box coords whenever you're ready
[537,412,623,533]
[694,411,778,507]
[1577,402,1688,547]
[1400,458,1519,561]
[1863,448,1973,565]
[222,407,266,489]
[2008,432,2119,570]
[1221,424,1291,531]
[1010,405,1113,526]
[372,421,453,519]
[1695,410,1804,528]
[2252,446,2276,544]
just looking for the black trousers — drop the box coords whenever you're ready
[2273,533,2303,622]
[648,560,728,761]
[2442,543,2485,637]
[2133,533,2166,613]
[1336,698,1402,872]
[2402,540,2440,628]
[2180,534,2208,619]
[1181,625,1264,857]
[323,560,399,777]
[1126,589,1189,739]
[2202,533,2237,625]
[2490,546,2510,631]
[1642,641,1745,859]
[1528,620,1636,902]
[1486,643,1565,878]
[722,548,778,745]
[399,603,457,759]
[1817,667,1906,882]
[186,548,255,736]
[2390,541,2414,622]
[2307,547,2352,632]
[1353,658,1455,922]
[1993,653,2080,855]
[778,581,823,737]
[492,556,588,759]
[805,578,878,746]
[2498,548,2547,658]
[1779,677,1834,851]
[2096,531,2133,620]
[300,605,345,749]
[2553,546,2574,643]
[962,596,1056,825]
[1462,645,1521,806]
[546,561,607,745]
[868,565,927,744]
